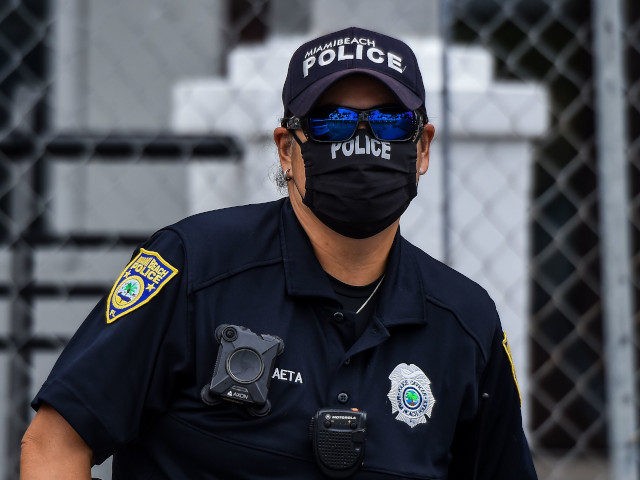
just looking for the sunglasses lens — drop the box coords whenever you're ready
[368,109,417,141]
[308,107,359,142]
[306,107,419,142]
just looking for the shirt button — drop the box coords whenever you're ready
[344,357,351,365]
[333,311,345,323]
[337,392,349,404]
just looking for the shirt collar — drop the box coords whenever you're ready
[374,232,427,327]
[279,199,426,327]
[279,199,336,302]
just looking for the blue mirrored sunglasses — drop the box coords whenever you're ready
[284,106,425,143]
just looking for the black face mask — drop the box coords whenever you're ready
[297,131,418,239]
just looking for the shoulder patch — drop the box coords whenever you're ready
[502,331,522,405]
[106,248,178,324]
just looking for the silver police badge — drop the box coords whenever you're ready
[387,363,436,428]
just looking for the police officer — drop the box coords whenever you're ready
[21,27,538,479]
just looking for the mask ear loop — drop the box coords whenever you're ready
[282,148,306,202]
[279,124,304,195]
[289,131,305,147]
[289,173,306,202]
[282,125,305,197]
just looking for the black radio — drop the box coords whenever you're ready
[310,408,367,478]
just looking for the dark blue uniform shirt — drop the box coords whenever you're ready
[33,198,537,479]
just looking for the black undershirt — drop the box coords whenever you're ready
[326,274,383,348]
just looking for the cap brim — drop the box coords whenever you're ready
[287,69,423,116]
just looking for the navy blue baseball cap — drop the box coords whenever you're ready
[282,26,426,116]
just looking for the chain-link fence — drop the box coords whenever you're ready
[1,1,638,479]
[452,1,640,478]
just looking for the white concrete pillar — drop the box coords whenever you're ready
[52,0,226,131]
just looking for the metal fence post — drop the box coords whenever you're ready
[7,153,37,480]
[593,0,639,479]
[439,0,452,265]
